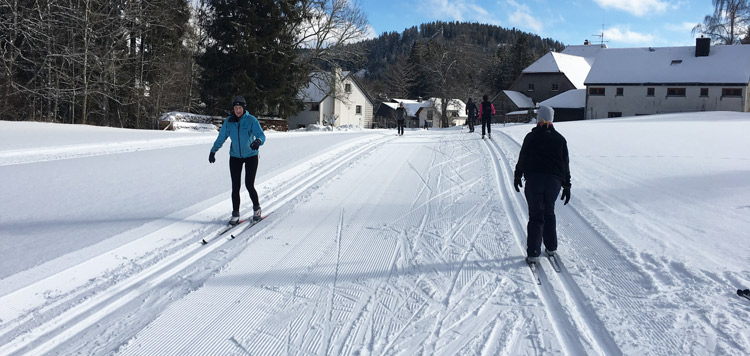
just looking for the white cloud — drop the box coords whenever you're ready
[663,21,699,32]
[423,0,493,22]
[604,26,655,44]
[506,0,543,33]
[594,0,669,17]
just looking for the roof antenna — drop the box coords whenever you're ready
[592,24,610,47]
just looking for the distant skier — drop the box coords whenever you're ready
[395,102,406,136]
[465,98,478,133]
[208,95,266,225]
[478,95,495,139]
[513,105,571,265]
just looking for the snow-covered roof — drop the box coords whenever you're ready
[503,90,535,109]
[388,98,466,117]
[585,44,750,85]
[523,52,592,89]
[297,71,353,103]
[507,109,534,115]
[539,89,586,109]
[561,44,607,63]
[432,98,466,115]
[389,98,429,116]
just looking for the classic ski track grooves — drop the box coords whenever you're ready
[494,130,687,355]
[0,134,393,356]
[484,135,621,356]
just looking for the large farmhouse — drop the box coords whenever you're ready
[584,38,750,118]
[505,39,750,121]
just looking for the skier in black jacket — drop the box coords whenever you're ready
[465,98,477,133]
[395,102,406,136]
[513,106,571,265]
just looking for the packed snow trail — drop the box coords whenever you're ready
[3,120,750,355]
[492,127,750,355]
[0,133,392,355]
[116,129,564,355]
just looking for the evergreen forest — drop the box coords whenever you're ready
[0,0,563,129]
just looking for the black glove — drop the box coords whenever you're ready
[208,152,216,163]
[561,187,571,205]
[514,177,523,192]
[250,138,261,150]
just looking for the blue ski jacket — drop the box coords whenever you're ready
[210,111,266,158]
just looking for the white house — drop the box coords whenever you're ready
[584,39,750,119]
[290,70,375,129]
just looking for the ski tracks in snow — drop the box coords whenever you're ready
[490,130,746,355]
[114,130,552,356]
[0,133,393,355]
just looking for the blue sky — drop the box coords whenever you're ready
[360,0,715,48]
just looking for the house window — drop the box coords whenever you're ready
[356,105,362,114]
[608,112,622,118]
[647,88,655,96]
[345,83,352,93]
[722,88,742,97]
[552,83,559,91]
[616,87,624,96]
[310,103,320,111]
[589,87,605,96]
[528,84,535,92]
[700,88,709,97]
[667,88,686,97]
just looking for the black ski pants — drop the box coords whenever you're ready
[397,120,405,135]
[468,115,476,132]
[229,155,259,213]
[481,116,491,136]
[524,173,562,258]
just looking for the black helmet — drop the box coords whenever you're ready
[232,95,247,107]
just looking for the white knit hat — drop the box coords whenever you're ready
[538,105,554,123]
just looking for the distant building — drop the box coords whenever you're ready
[584,38,750,118]
[377,98,467,129]
[290,69,375,129]
[501,43,602,121]
[503,38,750,121]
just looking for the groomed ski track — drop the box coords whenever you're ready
[0,133,393,355]
[1,127,741,355]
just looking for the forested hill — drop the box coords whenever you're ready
[346,21,566,100]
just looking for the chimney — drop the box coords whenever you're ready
[695,37,710,57]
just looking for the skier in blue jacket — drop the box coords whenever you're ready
[209,96,266,225]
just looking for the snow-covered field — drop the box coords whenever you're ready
[1,112,749,355]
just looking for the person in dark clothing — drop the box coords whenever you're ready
[513,105,571,265]
[395,102,406,136]
[465,98,478,133]
[209,95,266,225]
[479,95,495,139]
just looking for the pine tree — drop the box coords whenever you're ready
[198,0,306,117]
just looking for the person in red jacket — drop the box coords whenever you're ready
[513,106,571,265]
[478,95,495,139]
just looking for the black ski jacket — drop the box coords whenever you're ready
[514,124,571,188]
[395,107,406,121]
[466,101,478,117]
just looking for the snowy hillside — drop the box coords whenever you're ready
[1,112,749,355]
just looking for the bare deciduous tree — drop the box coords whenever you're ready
[693,0,750,44]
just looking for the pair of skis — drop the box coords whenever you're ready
[527,252,562,285]
[201,215,268,245]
